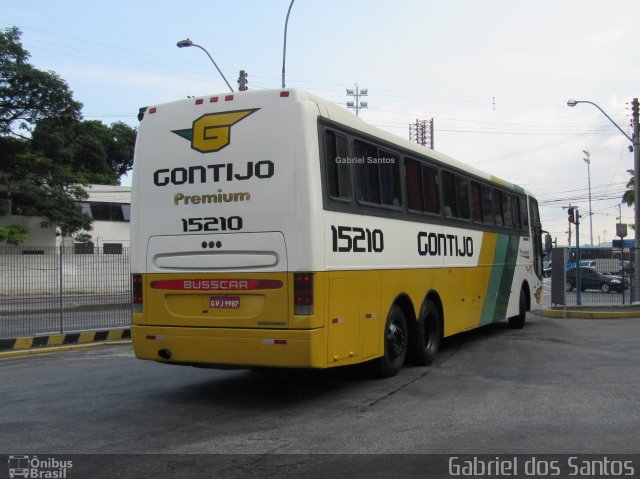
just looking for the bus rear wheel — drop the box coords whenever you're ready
[409,299,441,366]
[375,305,408,378]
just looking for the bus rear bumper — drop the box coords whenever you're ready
[131,325,325,369]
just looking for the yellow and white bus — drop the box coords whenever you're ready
[131,89,544,377]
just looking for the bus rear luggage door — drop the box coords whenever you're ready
[144,232,289,329]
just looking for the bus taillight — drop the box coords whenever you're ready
[132,274,143,312]
[294,273,313,315]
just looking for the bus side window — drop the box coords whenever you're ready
[379,150,402,207]
[405,158,423,211]
[511,195,522,230]
[405,158,440,214]
[494,189,504,227]
[502,192,513,228]
[354,139,381,204]
[481,185,494,225]
[455,175,470,220]
[422,164,440,214]
[520,196,529,232]
[324,130,352,200]
[442,171,457,218]
[471,181,483,222]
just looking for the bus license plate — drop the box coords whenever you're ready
[209,296,240,309]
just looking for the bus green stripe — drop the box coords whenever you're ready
[480,234,520,325]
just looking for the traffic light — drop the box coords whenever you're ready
[568,207,575,224]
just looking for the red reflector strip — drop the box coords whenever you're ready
[150,279,284,291]
[263,339,287,345]
[149,107,157,114]
[195,98,204,105]
[280,91,290,97]
[146,335,165,341]
[210,97,218,102]
[225,95,234,101]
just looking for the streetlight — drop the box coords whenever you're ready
[583,149,593,245]
[281,0,295,88]
[346,84,368,116]
[567,98,640,302]
[176,38,234,92]
[567,100,633,146]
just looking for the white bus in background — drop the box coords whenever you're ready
[130,89,544,377]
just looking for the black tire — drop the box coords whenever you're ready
[601,283,610,293]
[509,288,527,329]
[409,299,441,366]
[565,281,573,292]
[374,305,408,378]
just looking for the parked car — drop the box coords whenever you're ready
[565,266,629,293]
[543,261,552,278]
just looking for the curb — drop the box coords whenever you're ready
[0,328,131,358]
[543,309,640,319]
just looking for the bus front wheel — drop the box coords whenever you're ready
[375,305,408,378]
[409,299,441,366]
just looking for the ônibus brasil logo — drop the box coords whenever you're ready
[172,109,259,153]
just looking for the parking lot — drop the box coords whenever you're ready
[1,314,639,476]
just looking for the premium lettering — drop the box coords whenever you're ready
[174,190,250,205]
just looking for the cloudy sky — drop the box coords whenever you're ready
[4,1,639,245]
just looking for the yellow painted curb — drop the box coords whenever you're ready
[544,309,640,319]
[0,340,131,359]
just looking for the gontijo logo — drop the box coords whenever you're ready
[172,109,259,153]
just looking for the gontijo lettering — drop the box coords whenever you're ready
[418,231,474,257]
[153,161,274,186]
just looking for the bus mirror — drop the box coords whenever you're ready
[544,233,552,255]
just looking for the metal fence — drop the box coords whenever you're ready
[549,246,634,307]
[0,246,131,338]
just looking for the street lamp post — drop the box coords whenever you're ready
[176,38,234,92]
[567,98,640,302]
[281,0,295,88]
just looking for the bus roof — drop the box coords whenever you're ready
[140,88,532,197]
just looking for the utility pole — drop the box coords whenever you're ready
[632,98,640,303]
[409,118,434,149]
[346,84,368,116]
[583,149,593,245]
[238,70,248,91]
[575,207,582,306]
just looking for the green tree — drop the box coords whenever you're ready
[31,118,136,185]
[0,27,90,243]
[1,27,82,137]
[0,136,92,238]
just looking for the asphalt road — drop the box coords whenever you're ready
[1,315,639,477]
